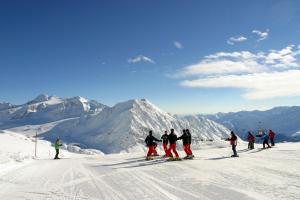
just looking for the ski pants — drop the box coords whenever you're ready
[248,142,254,149]
[163,143,169,156]
[168,144,179,158]
[270,138,275,146]
[54,149,59,159]
[146,145,156,157]
[153,143,158,155]
[232,145,238,156]
[183,144,193,156]
[263,140,271,148]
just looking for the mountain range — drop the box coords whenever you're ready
[204,106,300,141]
[0,95,230,153]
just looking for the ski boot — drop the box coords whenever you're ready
[145,156,153,160]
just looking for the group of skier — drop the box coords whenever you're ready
[145,128,194,161]
[225,129,276,157]
[52,128,277,160]
[144,128,277,160]
[247,129,276,150]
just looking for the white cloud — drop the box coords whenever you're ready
[265,45,300,67]
[252,29,269,41]
[174,41,183,49]
[128,55,155,64]
[227,36,247,45]
[175,45,300,100]
[181,70,300,100]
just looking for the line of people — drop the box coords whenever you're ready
[227,129,277,158]
[247,129,276,150]
[144,128,277,160]
[144,128,194,160]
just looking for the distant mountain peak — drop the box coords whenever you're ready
[27,94,50,104]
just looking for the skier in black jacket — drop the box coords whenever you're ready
[186,129,194,158]
[161,131,169,157]
[145,130,161,159]
[167,129,180,160]
[178,129,190,158]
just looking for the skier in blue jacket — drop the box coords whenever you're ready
[256,132,271,149]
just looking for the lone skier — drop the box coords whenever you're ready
[145,130,161,160]
[247,131,255,150]
[161,130,169,157]
[269,129,276,146]
[226,131,238,157]
[54,138,62,159]
[167,129,180,160]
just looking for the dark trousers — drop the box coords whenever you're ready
[248,142,254,149]
[270,139,275,146]
[232,145,238,156]
[54,149,59,159]
[263,140,271,148]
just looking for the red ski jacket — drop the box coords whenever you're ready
[227,135,238,145]
[247,134,255,142]
[269,130,275,139]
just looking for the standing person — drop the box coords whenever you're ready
[177,129,190,159]
[167,129,180,160]
[226,131,238,157]
[186,129,194,158]
[161,131,169,157]
[256,131,271,149]
[54,138,62,159]
[247,131,255,150]
[269,129,276,146]
[145,130,161,160]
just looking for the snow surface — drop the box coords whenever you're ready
[0,130,103,175]
[0,130,299,200]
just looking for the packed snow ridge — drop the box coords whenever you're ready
[0,95,230,154]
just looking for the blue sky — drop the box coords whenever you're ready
[1,0,300,114]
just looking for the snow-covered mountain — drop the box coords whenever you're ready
[0,94,107,128]
[41,99,230,153]
[0,95,230,153]
[204,106,300,141]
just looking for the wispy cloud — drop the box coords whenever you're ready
[128,55,155,64]
[174,41,183,49]
[252,29,269,41]
[174,45,300,100]
[227,36,247,45]
[181,70,300,100]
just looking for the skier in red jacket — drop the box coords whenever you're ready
[247,131,255,150]
[161,131,169,157]
[226,131,238,157]
[269,129,276,146]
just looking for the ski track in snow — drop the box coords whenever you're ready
[0,143,300,200]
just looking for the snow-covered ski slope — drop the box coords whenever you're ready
[0,132,299,200]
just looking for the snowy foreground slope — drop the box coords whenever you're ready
[0,130,102,175]
[0,131,299,200]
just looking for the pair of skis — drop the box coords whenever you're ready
[145,156,194,161]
